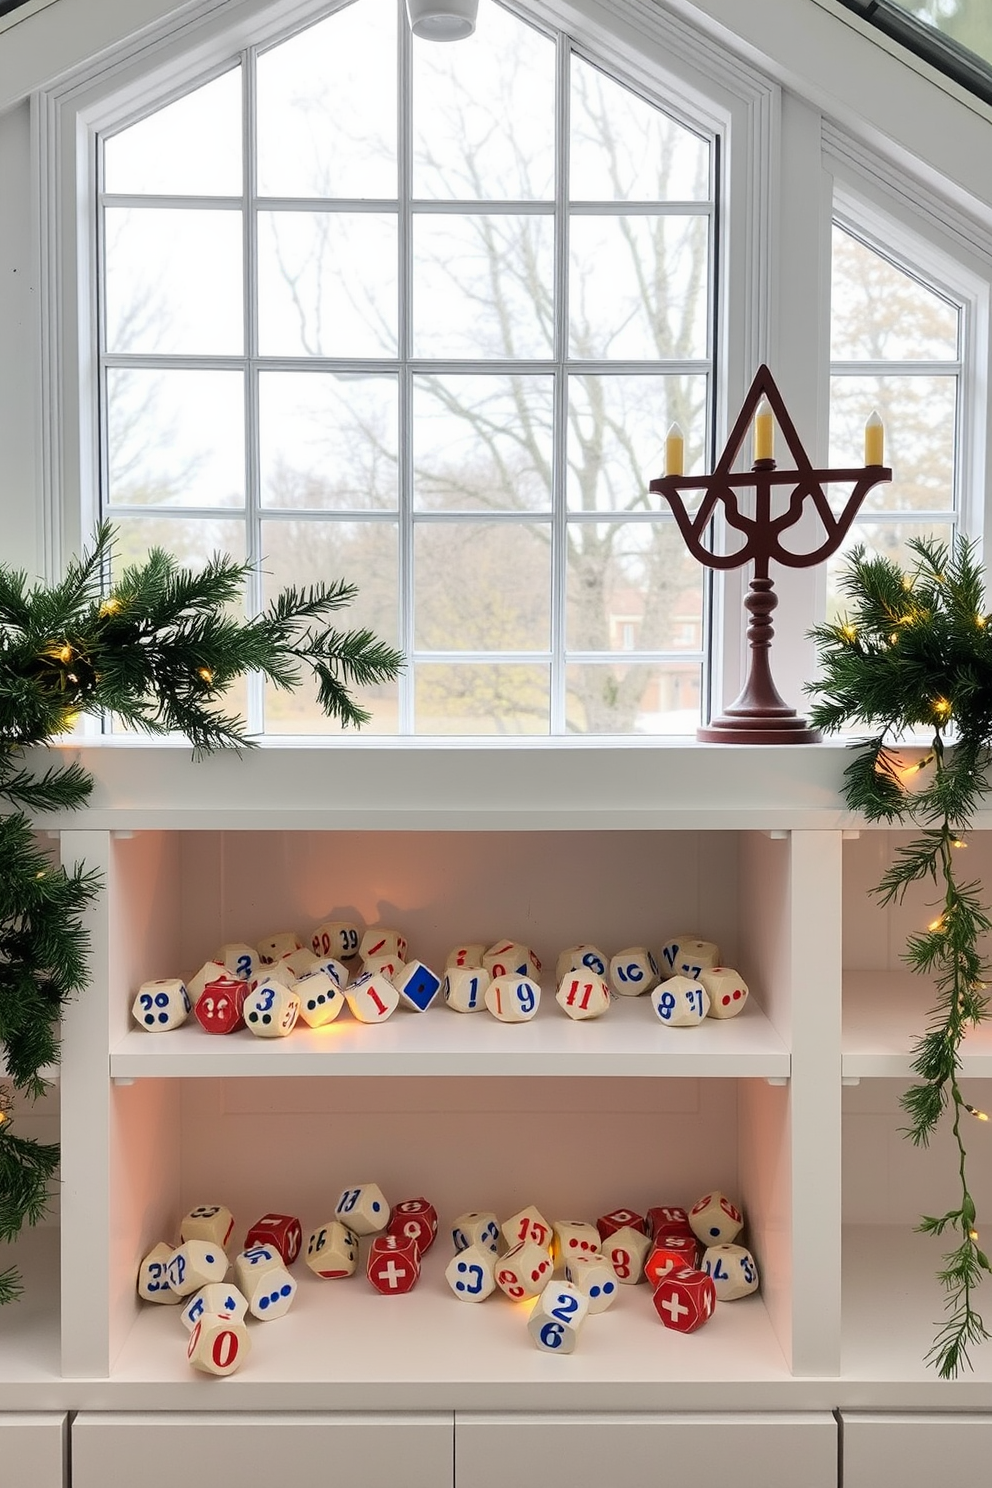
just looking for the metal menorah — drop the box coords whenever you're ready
[649,364,892,744]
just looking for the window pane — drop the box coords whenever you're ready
[566,520,702,651]
[830,374,956,512]
[826,519,954,624]
[567,373,707,511]
[104,69,242,197]
[261,518,399,734]
[258,211,398,357]
[566,660,701,734]
[570,56,709,201]
[415,663,550,733]
[831,227,958,361]
[569,215,708,360]
[260,372,398,511]
[414,520,551,650]
[413,374,553,512]
[412,0,555,200]
[256,0,397,199]
[107,369,244,508]
[110,515,246,577]
[413,214,554,358]
[104,208,243,354]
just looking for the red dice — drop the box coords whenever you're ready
[652,1267,716,1333]
[388,1197,438,1254]
[367,1234,420,1294]
[596,1208,646,1241]
[646,1205,693,1240]
[245,1213,303,1266]
[644,1234,699,1287]
[194,977,247,1035]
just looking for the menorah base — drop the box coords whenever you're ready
[698,707,820,745]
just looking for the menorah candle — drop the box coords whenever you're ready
[665,422,684,476]
[754,395,774,461]
[864,409,884,466]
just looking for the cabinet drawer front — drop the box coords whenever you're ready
[72,1412,452,1488]
[456,1412,837,1488]
[842,1411,992,1486]
[0,1413,67,1488]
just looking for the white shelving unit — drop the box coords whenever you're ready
[7,740,992,1483]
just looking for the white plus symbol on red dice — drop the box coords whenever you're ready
[662,1290,689,1324]
[379,1259,407,1289]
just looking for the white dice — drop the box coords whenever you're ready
[445,1244,497,1302]
[131,978,190,1032]
[556,944,610,982]
[494,1240,554,1299]
[551,1220,601,1267]
[218,942,259,983]
[564,1253,621,1313]
[651,975,709,1026]
[180,1205,235,1248]
[556,972,611,1020]
[485,975,541,1022]
[244,1262,297,1320]
[359,927,408,963]
[527,1280,589,1353]
[166,1240,229,1297]
[294,969,346,1028]
[609,947,660,996]
[452,1211,500,1252]
[702,1243,759,1300]
[233,1243,282,1294]
[243,976,301,1037]
[137,1242,182,1303]
[187,1314,251,1376]
[689,1190,744,1246]
[443,965,490,1013]
[502,1205,553,1252]
[312,920,362,961]
[446,943,487,970]
[660,934,720,979]
[602,1225,651,1284]
[186,960,228,1003]
[180,1282,248,1332]
[334,1181,390,1235]
[700,965,749,1019]
[345,972,400,1023]
[257,931,303,963]
[483,940,541,979]
[305,1220,359,1278]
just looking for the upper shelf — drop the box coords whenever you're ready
[110,993,790,1080]
[26,738,866,832]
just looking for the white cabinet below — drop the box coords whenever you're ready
[0,1414,67,1488]
[841,1412,992,1487]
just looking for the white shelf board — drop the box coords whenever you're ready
[110,994,789,1079]
[844,1224,992,1391]
[843,971,992,1078]
[0,1228,61,1394]
[106,1251,790,1410]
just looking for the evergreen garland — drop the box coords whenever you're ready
[807,534,992,1378]
[0,524,403,1305]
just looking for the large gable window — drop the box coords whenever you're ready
[98,0,716,736]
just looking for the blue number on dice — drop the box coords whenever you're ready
[236,954,252,979]
[338,1188,360,1213]
[257,986,276,1013]
[617,962,643,984]
[687,988,703,1016]
[741,1255,755,1283]
[168,1254,186,1287]
[540,1321,566,1349]
[483,1221,499,1249]
[656,991,676,1020]
[466,976,480,1009]
[186,1295,205,1324]
[146,1261,167,1292]
[515,983,535,1014]
[683,962,702,979]
[452,1227,470,1251]
[581,951,606,976]
[550,1292,579,1323]
[663,943,678,969]
[345,928,359,951]
[455,1261,484,1294]
[708,1257,729,1280]
[244,1245,274,1265]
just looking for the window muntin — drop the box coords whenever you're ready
[827,223,962,620]
[97,0,716,736]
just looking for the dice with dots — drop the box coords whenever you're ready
[443,965,490,1014]
[452,1211,500,1253]
[180,1204,235,1249]
[131,978,190,1032]
[187,1315,251,1376]
[700,966,750,1019]
[495,1241,553,1300]
[180,1282,248,1332]
[551,1219,601,1267]
[394,960,443,1013]
[245,1213,303,1266]
[311,920,362,961]
[651,975,710,1026]
[603,1225,651,1284]
[689,1190,744,1246]
[609,947,660,997]
[294,969,346,1028]
[445,1244,497,1302]
[165,1240,229,1297]
[501,1205,553,1252]
[194,978,246,1035]
[334,1181,390,1235]
[243,976,301,1038]
[305,1220,359,1278]
[137,1242,182,1304]
[702,1242,759,1300]
[527,1279,589,1354]
[233,1244,282,1294]
[564,1254,620,1313]
[244,1263,297,1320]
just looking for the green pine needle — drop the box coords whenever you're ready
[809,534,992,1377]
